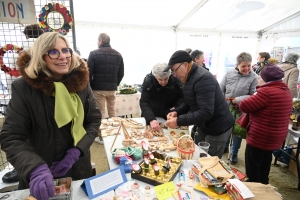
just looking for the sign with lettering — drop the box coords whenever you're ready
[0,0,36,24]
[154,181,176,200]
[81,166,127,199]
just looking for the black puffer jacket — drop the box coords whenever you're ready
[0,52,101,189]
[176,63,234,136]
[87,43,124,90]
[140,73,184,124]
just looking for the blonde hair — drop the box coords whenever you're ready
[268,58,278,65]
[25,32,80,79]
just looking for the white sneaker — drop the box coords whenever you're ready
[94,137,104,145]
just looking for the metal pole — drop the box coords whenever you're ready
[69,0,77,51]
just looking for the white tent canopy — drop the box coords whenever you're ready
[73,0,300,84]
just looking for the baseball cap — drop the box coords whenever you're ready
[163,50,192,72]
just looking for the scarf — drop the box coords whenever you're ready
[183,61,194,83]
[53,82,86,146]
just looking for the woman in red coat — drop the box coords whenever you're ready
[239,64,292,184]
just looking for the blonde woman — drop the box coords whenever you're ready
[0,32,101,199]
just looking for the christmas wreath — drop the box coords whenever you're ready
[0,44,22,77]
[39,2,73,35]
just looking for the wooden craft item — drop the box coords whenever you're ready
[130,129,144,140]
[110,122,122,151]
[101,128,119,137]
[144,186,151,200]
[143,126,164,139]
[121,122,137,147]
[177,135,195,160]
[112,117,145,129]
[187,170,194,187]
[172,185,194,200]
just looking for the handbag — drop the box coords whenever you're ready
[236,112,249,129]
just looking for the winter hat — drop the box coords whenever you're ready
[260,64,284,83]
[164,50,192,72]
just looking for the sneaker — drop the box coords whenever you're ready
[94,137,104,145]
[229,154,238,164]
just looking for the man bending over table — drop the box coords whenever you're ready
[165,50,234,159]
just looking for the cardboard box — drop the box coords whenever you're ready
[288,145,300,177]
[168,127,189,137]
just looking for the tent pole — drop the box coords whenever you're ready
[175,0,209,28]
[260,11,300,33]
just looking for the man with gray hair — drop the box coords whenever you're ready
[140,63,183,130]
[88,33,124,143]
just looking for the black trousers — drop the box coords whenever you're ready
[245,143,273,184]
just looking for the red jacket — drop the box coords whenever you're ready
[239,81,292,151]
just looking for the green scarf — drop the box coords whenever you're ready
[53,82,86,146]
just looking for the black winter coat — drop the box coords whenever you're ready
[176,63,234,136]
[87,43,124,90]
[140,73,184,124]
[0,52,101,189]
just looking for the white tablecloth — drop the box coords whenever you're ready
[0,179,115,200]
[103,93,141,118]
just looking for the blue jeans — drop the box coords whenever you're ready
[226,134,242,155]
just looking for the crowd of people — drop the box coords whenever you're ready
[0,29,298,199]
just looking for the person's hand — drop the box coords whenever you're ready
[252,64,258,69]
[166,117,178,129]
[50,148,80,178]
[231,98,239,110]
[29,164,55,200]
[167,111,177,119]
[150,120,160,131]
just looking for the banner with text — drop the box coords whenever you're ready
[0,0,36,24]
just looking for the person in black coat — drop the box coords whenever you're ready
[165,50,234,159]
[140,63,184,130]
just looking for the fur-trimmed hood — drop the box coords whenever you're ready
[17,51,89,96]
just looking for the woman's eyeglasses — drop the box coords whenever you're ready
[46,48,73,59]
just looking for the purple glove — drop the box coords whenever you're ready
[50,148,80,177]
[29,164,55,200]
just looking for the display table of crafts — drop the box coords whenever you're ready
[102,117,211,200]
[102,92,141,118]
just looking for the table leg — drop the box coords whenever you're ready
[274,141,286,165]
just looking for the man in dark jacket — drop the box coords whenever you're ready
[165,50,234,158]
[87,33,124,118]
[140,63,184,130]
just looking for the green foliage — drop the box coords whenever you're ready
[118,84,138,94]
